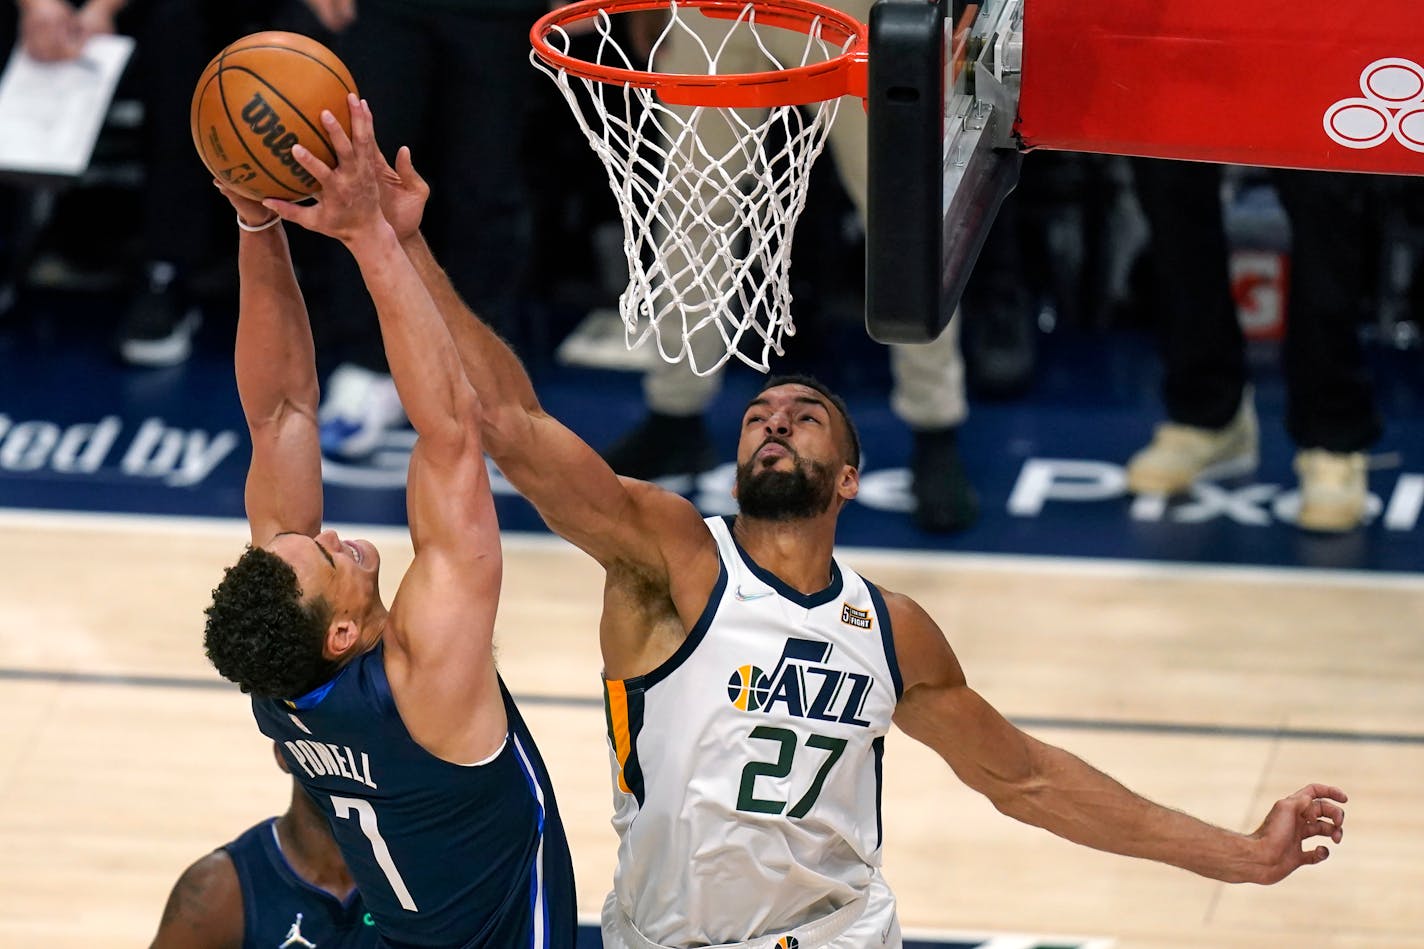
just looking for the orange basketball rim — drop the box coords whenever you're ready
[530,0,869,108]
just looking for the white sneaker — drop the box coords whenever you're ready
[555,308,658,372]
[1126,389,1259,495]
[1295,449,1368,532]
[319,364,407,459]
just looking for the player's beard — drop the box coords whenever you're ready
[736,448,839,521]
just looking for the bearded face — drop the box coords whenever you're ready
[735,440,840,521]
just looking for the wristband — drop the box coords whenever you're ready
[237,213,281,233]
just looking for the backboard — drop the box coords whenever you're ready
[865,0,1024,344]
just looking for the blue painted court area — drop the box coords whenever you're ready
[1,286,1422,572]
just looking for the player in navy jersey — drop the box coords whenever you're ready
[150,745,378,949]
[200,97,575,948]
[353,140,1350,947]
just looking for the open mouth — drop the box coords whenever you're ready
[344,541,364,565]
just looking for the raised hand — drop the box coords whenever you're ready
[212,178,277,230]
[375,145,430,243]
[1247,783,1346,884]
[262,95,388,247]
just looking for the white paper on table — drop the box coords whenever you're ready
[0,33,136,177]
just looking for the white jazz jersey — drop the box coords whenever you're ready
[602,516,903,946]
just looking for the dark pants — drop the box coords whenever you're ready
[1132,159,1381,453]
[317,3,537,371]
[123,0,228,271]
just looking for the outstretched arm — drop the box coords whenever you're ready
[887,590,1346,885]
[217,184,323,546]
[408,227,704,572]
[265,98,503,762]
[148,851,242,949]
[374,149,712,580]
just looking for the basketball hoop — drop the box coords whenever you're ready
[531,0,868,375]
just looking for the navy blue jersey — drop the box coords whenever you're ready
[252,646,576,949]
[224,818,378,949]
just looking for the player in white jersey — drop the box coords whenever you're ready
[602,512,903,944]
[364,161,1348,949]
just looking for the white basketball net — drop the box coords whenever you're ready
[532,2,853,375]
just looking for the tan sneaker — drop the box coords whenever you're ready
[1295,449,1368,532]
[1126,392,1259,495]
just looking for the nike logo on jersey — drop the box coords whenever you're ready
[735,584,775,601]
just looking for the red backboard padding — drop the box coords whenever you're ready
[1017,0,1424,175]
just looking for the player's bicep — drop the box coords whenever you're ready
[387,437,503,697]
[383,550,506,757]
[244,411,323,544]
[895,679,1038,802]
[149,851,244,949]
[403,434,498,559]
[393,544,503,661]
[390,438,502,655]
[886,588,1037,800]
[487,409,668,567]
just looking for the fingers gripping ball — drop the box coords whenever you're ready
[190,31,358,201]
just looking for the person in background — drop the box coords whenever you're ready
[299,0,543,460]
[13,0,236,366]
[1127,159,1383,532]
[149,744,378,949]
[595,0,979,534]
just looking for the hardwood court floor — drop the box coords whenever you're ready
[1,509,1420,948]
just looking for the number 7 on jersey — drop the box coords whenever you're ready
[332,796,419,911]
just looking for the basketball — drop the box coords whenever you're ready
[189,31,358,202]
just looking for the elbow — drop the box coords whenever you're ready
[450,384,485,433]
[480,403,533,460]
[409,384,483,449]
[979,769,1053,828]
[974,731,1060,828]
[245,395,317,434]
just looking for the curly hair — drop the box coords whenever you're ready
[204,546,339,699]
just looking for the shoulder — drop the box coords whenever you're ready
[618,478,720,580]
[874,585,933,632]
[623,478,715,543]
[150,849,244,949]
[872,584,966,694]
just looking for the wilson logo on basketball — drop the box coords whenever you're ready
[726,638,874,727]
[239,93,316,189]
